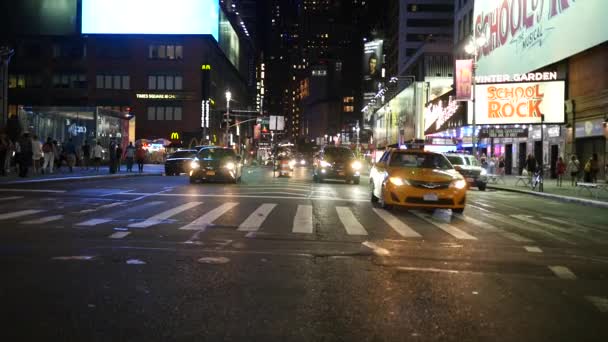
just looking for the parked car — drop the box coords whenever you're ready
[189,146,242,184]
[370,147,467,212]
[444,153,488,191]
[164,149,197,176]
[313,146,361,184]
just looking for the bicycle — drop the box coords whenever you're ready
[530,169,544,191]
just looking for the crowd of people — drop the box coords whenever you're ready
[0,133,148,178]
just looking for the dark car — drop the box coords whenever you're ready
[444,153,488,191]
[189,147,242,184]
[313,146,362,184]
[164,149,196,176]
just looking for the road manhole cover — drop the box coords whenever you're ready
[197,257,230,265]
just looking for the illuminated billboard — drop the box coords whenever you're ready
[470,81,565,125]
[473,0,608,76]
[362,40,384,95]
[81,0,219,39]
[219,11,241,72]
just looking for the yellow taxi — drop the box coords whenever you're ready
[369,143,467,212]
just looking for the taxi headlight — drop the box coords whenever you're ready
[351,161,362,170]
[224,162,235,171]
[300,159,306,165]
[389,177,408,186]
[320,160,331,168]
[190,160,200,169]
[289,160,296,167]
[451,179,467,189]
[480,168,487,175]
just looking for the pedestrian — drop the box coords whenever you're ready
[556,156,566,187]
[53,140,62,172]
[567,155,581,186]
[523,154,537,178]
[81,140,91,170]
[42,137,54,174]
[31,134,43,175]
[64,138,77,173]
[0,134,8,176]
[498,156,505,175]
[124,142,135,172]
[17,133,33,177]
[135,144,146,173]
[589,153,600,183]
[92,141,103,171]
[108,139,117,174]
[116,143,123,172]
[480,157,488,170]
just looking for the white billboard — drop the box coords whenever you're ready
[473,0,608,76]
[82,0,219,39]
[470,81,565,125]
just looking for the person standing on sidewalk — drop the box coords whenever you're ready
[524,154,536,178]
[556,156,566,187]
[17,133,33,177]
[31,135,43,175]
[64,138,77,173]
[115,143,123,173]
[42,137,54,174]
[108,139,117,174]
[81,140,91,170]
[135,144,146,173]
[124,142,135,172]
[589,153,600,183]
[92,141,103,171]
[567,155,581,186]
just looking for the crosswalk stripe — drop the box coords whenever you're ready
[472,201,495,209]
[477,211,573,244]
[293,205,313,234]
[77,218,113,226]
[336,207,367,236]
[585,296,608,313]
[22,215,64,225]
[548,266,577,280]
[109,231,131,239]
[0,209,45,220]
[238,203,277,232]
[411,211,477,240]
[372,209,422,238]
[454,213,533,243]
[511,215,596,242]
[128,202,203,228]
[179,202,239,231]
[0,196,24,201]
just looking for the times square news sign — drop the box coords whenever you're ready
[473,0,608,76]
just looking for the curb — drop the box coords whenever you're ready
[487,184,608,209]
[0,172,163,185]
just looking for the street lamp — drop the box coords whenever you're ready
[464,34,487,158]
[225,90,232,147]
[353,122,361,156]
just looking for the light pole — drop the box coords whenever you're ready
[225,90,232,147]
[465,34,487,158]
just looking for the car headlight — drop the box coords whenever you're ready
[480,168,487,175]
[289,160,296,167]
[190,160,200,169]
[300,159,306,165]
[320,160,331,168]
[224,162,235,171]
[351,161,362,170]
[388,177,408,186]
[451,179,467,189]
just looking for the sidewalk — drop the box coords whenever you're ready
[0,164,164,185]
[487,175,608,208]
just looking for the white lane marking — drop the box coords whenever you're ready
[397,266,460,274]
[468,204,490,212]
[238,203,277,232]
[178,202,239,231]
[454,213,533,243]
[22,215,64,225]
[524,246,543,253]
[77,218,112,226]
[109,231,131,239]
[511,215,596,241]
[548,266,577,280]
[585,296,608,313]
[362,241,389,255]
[336,207,368,236]
[477,212,573,244]
[79,202,124,214]
[0,196,23,201]
[372,208,422,238]
[0,209,45,220]
[52,256,95,261]
[114,192,370,202]
[128,202,203,228]
[292,205,314,234]
[472,201,495,209]
[411,212,477,240]
[0,188,66,193]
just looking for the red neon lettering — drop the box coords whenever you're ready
[523,0,535,28]
[550,0,571,18]
[511,0,522,37]
[499,0,510,46]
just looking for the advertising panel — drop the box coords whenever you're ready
[471,81,565,125]
[473,0,608,76]
[455,60,473,101]
[362,40,384,96]
[478,127,529,139]
[575,119,605,138]
[82,0,219,39]
[219,10,241,72]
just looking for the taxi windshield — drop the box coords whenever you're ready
[168,151,195,159]
[389,152,452,170]
[198,148,235,160]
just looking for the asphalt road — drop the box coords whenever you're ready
[1,166,607,341]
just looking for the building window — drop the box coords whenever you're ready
[52,42,86,59]
[52,73,87,88]
[147,75,183,90]
[146,106,183,120]
[8,74,42,89]
[148,44,183,60]
[96,74,130,90]
[343,106,354,113]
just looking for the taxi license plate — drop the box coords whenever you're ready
[423,193,438,201]
[338,171,345,176]
[466,178,474,183]
[206,171,216,176]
